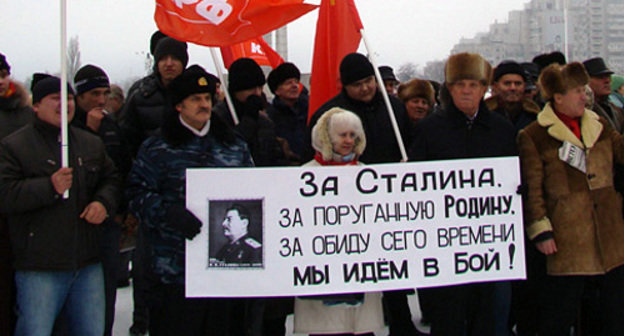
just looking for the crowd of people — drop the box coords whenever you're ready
[1,29,624,336]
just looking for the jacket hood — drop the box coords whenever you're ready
[311,107,366,161]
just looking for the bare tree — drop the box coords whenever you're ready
[136,51,154,75]
[67,36,82,79]
[423,59,446,83]
[397,62,420,82]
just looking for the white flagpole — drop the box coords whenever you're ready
[359,28,408,162]
[60,0,70,199]
[209,48,239,125]
[563,0,569,60]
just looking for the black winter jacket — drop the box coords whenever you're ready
[267,92,309,160]
[72,105,131,182]
[119,73,170,157]
[214,97,285,167]
[409,99,517,161]
[0,119,120,271]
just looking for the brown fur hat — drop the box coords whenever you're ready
[312,107,366,161]
[397,79,435,106]
[445,53,492,85]
[538,62,589,100]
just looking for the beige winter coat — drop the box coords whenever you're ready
[518,103,624,275]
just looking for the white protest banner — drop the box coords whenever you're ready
[185,157,525,297]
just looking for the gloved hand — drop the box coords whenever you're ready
[166,204,201,239]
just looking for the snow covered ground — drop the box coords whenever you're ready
[112,282,427,336]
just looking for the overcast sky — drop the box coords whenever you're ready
[0,0,528,85]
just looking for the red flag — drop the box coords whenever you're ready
[154,0,318,47]
[220,36,284,69]
[308,0,363,122]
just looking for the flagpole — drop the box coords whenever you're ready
[60,0,70,199]
[563,0,569,60]
[359,28,408,162]
[209,48,239,125]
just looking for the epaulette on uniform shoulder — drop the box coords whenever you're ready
[245,237,261,249]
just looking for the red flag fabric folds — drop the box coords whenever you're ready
[220,37,284,69]
[154,0,318,47]
[308,0,363,122]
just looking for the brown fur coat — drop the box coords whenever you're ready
[518,103,624,275]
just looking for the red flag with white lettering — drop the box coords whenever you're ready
[154,0,318,47]
[308,0,363,122]
[220,36,284,69]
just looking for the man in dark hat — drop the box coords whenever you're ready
[583,57,624,132]
[0,76,120,336]
[308,52,411,164]
[379,65,399,97]
[73,64,130,336]
[214,57,285,166]
[118,34,189,336]
[307,52,415,336]
[409,53,517,336]
[126,65,253,335]
[266,62,309,162]
[119,36,189,157]
[485,60,540,131]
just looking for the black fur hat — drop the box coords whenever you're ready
[228,58,266,92]
[532,52,566,73]
[169,65,216,105]
[267,62,300,94]
[493,60,526,82]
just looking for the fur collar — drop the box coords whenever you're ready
[485,96,540,115]
[161,106,235,146]
[0,80,30,109]
[537,102,602,149]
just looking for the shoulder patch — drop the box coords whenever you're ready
[244,237,262,249]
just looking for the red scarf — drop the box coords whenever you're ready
[554,110,581,140]
[314,152,358,166]
[1,82,15,98]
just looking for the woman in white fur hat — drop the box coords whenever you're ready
[295,107,383,335]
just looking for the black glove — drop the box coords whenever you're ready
[166,204,201,239]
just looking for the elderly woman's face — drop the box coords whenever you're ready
[329,122,357,156]
[405,97,430,123]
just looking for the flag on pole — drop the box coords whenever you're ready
[154,0,318,47]
[220,36,284,69]
[308,0,363,122]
